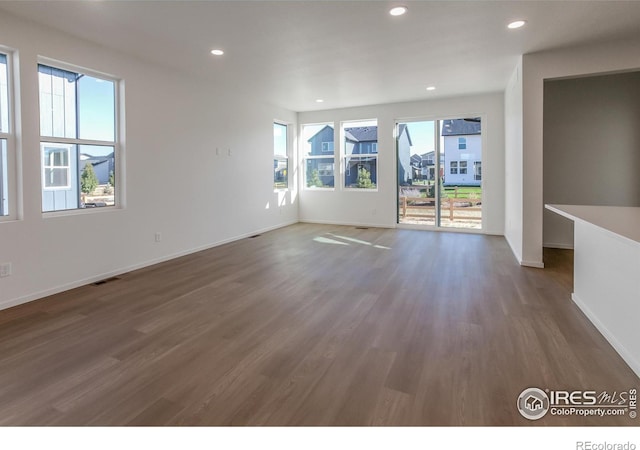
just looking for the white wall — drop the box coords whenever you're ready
[0,12,298,310]
[504,57,524,265]
[543,72,640,249]
[298,93,505,235]
[521,37,640,266]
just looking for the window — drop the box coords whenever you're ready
[343,120,377,189]
[459,160,468,175]
[318,162,334,177]
[42,145,71,188]
[38,62,118,212]
[273,122,288,189]
[450,161,458,175]
[302,123,334,188]
[458,137,467,150]
[0,51,13,219]
[474,161,482,181]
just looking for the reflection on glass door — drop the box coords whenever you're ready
[397,118,482,230]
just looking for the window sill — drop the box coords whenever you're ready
[42,205,123,219]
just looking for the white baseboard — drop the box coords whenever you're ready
[0,220,299,313]
[572,292,640,379]
[520,260,545,269]
[298,219,395,229]
[543,242,574,250]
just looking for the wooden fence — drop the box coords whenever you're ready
[399,186,481,222]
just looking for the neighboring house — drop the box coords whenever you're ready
[306,125,336,187]
[344,126,378,186]
[410,153,422,180]
[42,147,114,212]
[442,118,482,186]
[306,124,412,187]
[397,124,412,185]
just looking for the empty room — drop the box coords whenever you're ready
[0,0,639,445]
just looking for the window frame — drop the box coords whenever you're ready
[459,160,468,175]
[450,161,458,175]
[273,121,289,191]
[38,58,121,214]
[302,122,335,190]
[458,137,467,150]
[0,48,17,222]
[342,119,378,191]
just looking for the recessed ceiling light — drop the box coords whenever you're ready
[389,6,408,16]
[426,86,436,91]
[507,20,526,29]
[315,99,324,103]
[210,49,224,56]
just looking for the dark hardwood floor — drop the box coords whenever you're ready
[0,224,637,426]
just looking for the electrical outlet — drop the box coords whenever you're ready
[155,232,162,243]
[0,262,12,278]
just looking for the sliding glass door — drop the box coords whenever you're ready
[397,118,482,230]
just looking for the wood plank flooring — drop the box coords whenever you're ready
[0,224,637,426]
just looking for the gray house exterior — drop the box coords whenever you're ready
[306,124,412,188]
[306,125,335,187]
[344,126,378,186]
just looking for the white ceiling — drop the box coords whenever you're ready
[2,0,640,112]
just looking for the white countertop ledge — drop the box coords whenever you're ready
[545,204,640,246]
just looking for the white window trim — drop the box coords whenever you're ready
[341,119,379,191]
[0,48,17,222]
[38,58,121,213]
[458,137,467,150]
[273,121,289,191]
[459,160,468,175]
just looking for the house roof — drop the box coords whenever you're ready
[441,119,481,136]
[306,125,334,143]
[344,126,377,142]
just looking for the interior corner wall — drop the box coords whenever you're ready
[296,92,505,235]
[0,12,298,310]
[543,72,640,249]
[504,57,524,264]
[522,37,640,266]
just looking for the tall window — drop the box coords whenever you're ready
[458,137,467,150]
[302,123,334,189]
[0,51,12,219]
[450,161,458,175]
[474,161,482,181]
[38,62,118,212]
[459,160,468,175]
[343,119,377,190]
[273,122,288,189]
